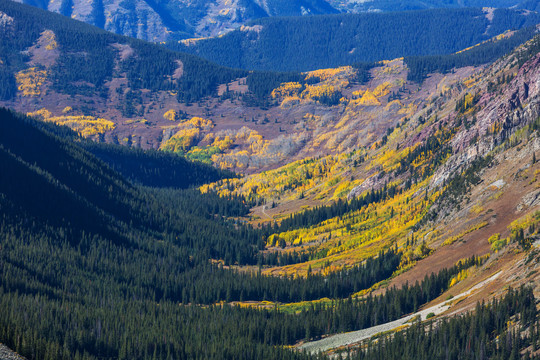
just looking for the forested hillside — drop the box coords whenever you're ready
[4,0,540,173]
[83,141,235,188]
[172,8,540,71]
[0,0,245,104]
[404,25,540,82]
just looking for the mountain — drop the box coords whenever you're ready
[4,0,540,356]
[3,20,540,359]
[0,0,247,101]
[11,0,339,41]
[172,7,540,71]
[0,107,302,359]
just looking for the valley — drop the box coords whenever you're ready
[2,0,540,359]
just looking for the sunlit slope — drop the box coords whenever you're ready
[204,35,540,289]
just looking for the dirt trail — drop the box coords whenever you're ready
[297,271,502,354]
[261,205,272,220]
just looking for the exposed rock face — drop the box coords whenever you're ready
[518,188,540,211]
[0,11,14,32]
[105,0,171,42]
[0,343,26,360]
[430,53,540,190]
[348,175,378,199]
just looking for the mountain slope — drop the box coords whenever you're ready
[173,8,540,71]
[0,107,485,360]
[0,108,271,359]
[0,0,246,102]
[196,37,540,358]
[2,0,540,174]
[202,32,540,281]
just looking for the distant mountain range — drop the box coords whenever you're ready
[11,0,540,41]
[11,0,339,41]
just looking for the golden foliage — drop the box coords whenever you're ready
[355,90,381,106]
[509,210,540,233]
[184,117,214,131]
[301,84,339,102]
[449,269,470,287]
[470,204,484,215]
[332,181,355,200]
[203,127,315,171]
[163,109,179,121]
[203,149,365,203]
[16,67,47,97]
[262,178,442,276]
[373,145,414,172]
[212,136,234,151]
[373,82,392,98]
[161,128,201,152]
[29,108,52,119]
[351,89,365,99]
[488,233,500,244]
[442,221,488,246]
[463,75,480,89]
[374,60,403,75]
[271,82,303,99]
[303,113,322,122]
[398,102,417,116]
[28,109,115,137]
[279,96,302,109]
[488,233,507,252]
[42,30,58,50]
[305,67,351,82]
[160,116,214,151]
